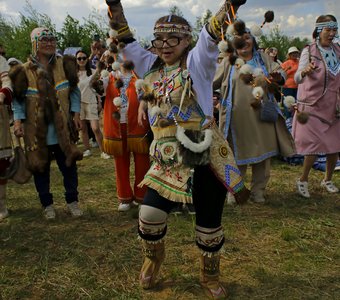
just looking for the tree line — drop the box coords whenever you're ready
[0,2,309,62]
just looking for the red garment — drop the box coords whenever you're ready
[281,59,299,89]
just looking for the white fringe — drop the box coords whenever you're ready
[252,86,264,99]
[176,127,213,153]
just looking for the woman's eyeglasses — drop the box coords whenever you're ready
[151,37,182,49]
[77,57,87,61]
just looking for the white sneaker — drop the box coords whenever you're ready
[67,201,83,217]
[83,149,91,157]
[0,209,9,220]
[118,203,131,212]
[321,180,339,193]
[296,180,310,198]
[90,140,99,148]
[44,205,56,220]
[101,152,111,159]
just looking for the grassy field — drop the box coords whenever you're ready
[1,148,339,300]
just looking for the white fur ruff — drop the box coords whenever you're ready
[235,58,245,69]
[135,79,146,90]
[176,126,213,153]
[253,68,264,77]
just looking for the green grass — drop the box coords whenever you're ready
[1,152,339,299]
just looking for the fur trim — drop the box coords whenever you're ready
[113,96,122,107]
[239,73,254,85]
[283,96,296,108]
[252,86,264,99]
[150,105,162,118]
[112,61,121,71]
[62,55,78,88]
[176,127,212,153]
[239,64,253,75]
[158,118,174,128]
[8,64,28,101]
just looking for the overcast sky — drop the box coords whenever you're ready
[0,0,338,41]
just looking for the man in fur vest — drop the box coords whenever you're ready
[10,28,83,219]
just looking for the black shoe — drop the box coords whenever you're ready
[185,203,196,215]
[170,204,183,215]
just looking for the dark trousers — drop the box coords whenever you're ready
[143,165,226,228]
[33,144,78,208]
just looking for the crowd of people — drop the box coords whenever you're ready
[0,0,339,298]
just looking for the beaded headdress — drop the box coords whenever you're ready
[153,15,192,36]
[30,27,55,55]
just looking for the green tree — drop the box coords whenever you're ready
[169,6,184,18]
[192,9,212,43]
[259,25,310,62]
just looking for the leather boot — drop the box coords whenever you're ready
[139,240,165,289]
[106,0,133,41]
[200,253,227,299]
[0,184,9,220]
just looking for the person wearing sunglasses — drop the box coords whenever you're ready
[106,0,248,298]
[10,27,83,220]
[75,50,109,160]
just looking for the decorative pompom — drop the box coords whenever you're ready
[150,105,162,118]
[112,61,121,71]
[233,36,247,50]
[109,29,118,38]
[135,79,146,90]
[108,42,118,53]
[261,11,275,28]
[239,64,253,75]
[253,68,264,77]
[252,86,264,99]
[297,111,309,124]
[235,58,245,69]
[250,24,263,37]
[218,40,229,53]
[113,96,122,107]
[100,70,110,78]
[240,73,254,85]
[117,42,126,50]
[112,111,121,120]
[122,60,134,71]
[250,99,262,109]
[115,78,124,89]
[106,38,113,48]
[226,24,235,36]
[283,96,296,109]
[233,20,246,35]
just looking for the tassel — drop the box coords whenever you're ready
[297,111,309,124]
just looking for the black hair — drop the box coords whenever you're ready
[75,50,92,77]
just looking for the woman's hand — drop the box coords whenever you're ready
[138,100,147,127]
[301,62,317,78]
[13,120,24,137]
[73,112,82,131]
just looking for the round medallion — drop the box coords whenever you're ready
[219,146,228,158]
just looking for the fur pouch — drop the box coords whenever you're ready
[176,127,213,168]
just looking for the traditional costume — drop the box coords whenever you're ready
[106,0,248,298]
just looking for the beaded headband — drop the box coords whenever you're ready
[154,23,192,35]
[315,21,338,33]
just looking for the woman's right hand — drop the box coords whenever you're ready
[13,120,24,137]
[301,62,317,78]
